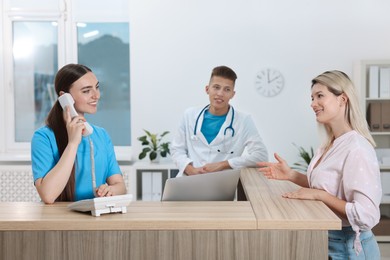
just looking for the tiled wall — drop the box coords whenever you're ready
[0,165,41,202]
[0,165,131,202]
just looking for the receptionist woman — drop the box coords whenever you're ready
[31,64,126,204]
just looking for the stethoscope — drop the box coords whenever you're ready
[191,104,235,154]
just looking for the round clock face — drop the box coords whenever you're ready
[254,69,284,97]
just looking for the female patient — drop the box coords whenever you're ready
[258,70,381,259]
[31,64,126,204]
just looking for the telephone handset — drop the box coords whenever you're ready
[58,93,93,136]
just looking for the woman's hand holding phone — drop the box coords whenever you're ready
[63,106,85,146]
[58,93,93,137]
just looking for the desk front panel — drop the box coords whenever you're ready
[1,229,328,260]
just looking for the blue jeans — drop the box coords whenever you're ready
[328,226,380,260]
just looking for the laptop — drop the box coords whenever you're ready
[161,169,241,201]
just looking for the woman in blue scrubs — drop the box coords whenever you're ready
[31,64,126,204]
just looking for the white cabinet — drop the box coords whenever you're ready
[128,161,178,201]
[355,60,390,240]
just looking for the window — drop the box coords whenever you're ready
[0,0,131,160]
[77,22,130,146]
[13,21,58,142]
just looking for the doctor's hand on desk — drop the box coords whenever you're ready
[185,161,231,176]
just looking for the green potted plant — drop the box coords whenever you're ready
[138,129,170,162]
[292,143,314,173]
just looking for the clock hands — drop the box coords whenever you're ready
[255,69,284,97]
[267,69,281,83]
[269,75,281,83]
[267,69,270,83]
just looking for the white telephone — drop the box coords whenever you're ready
[68,194,133,217]
[58,93,93,136]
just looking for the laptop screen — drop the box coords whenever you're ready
[161,169,241,201]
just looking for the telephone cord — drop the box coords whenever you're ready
[88,136,97,197]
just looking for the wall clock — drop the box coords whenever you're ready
[254,68,284,97]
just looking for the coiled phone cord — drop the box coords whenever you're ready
[88,136,97,197]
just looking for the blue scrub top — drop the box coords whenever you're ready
[201,109,227,144]
[31,125,121,201]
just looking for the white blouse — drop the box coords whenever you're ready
[307,130,382,231]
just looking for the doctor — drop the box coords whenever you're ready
[171,65,268,177]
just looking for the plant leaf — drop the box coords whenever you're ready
[138,129,170,161]
[161,143,169,150]
[144,129,152,137]
[138,152,146,160]
[149,151,157,160]
[291,143,314,172]
[150,134,157,149]
[137,136,147,142]
[141,141,149,146]
[142,147,151,153]
[160,131,169,137]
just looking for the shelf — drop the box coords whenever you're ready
[366,98,390,101]
[376,236,390,242]
[373,217,390,238]
[356,60,390,238]
[372,132,390,136]
[132,160,177,169]
[382,195,390,204]
[131,159,179,201]
[381,166,390,171]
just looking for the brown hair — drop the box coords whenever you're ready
[210,66,237,84]
[46,64,92,201]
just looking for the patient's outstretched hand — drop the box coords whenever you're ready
[257,153,293,181]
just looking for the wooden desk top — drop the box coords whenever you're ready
[0,201,256,231]
[0,168,341,231]
[240,168,341,230]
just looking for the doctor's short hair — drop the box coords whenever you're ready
[210,66,237,83]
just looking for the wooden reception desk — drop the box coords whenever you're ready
[0,168,340,260]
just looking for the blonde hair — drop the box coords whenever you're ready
[311,70,375,148]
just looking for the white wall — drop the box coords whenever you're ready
[0,1,4,156]
[128,0,390,164]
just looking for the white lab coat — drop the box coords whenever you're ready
[171,106,268,177]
